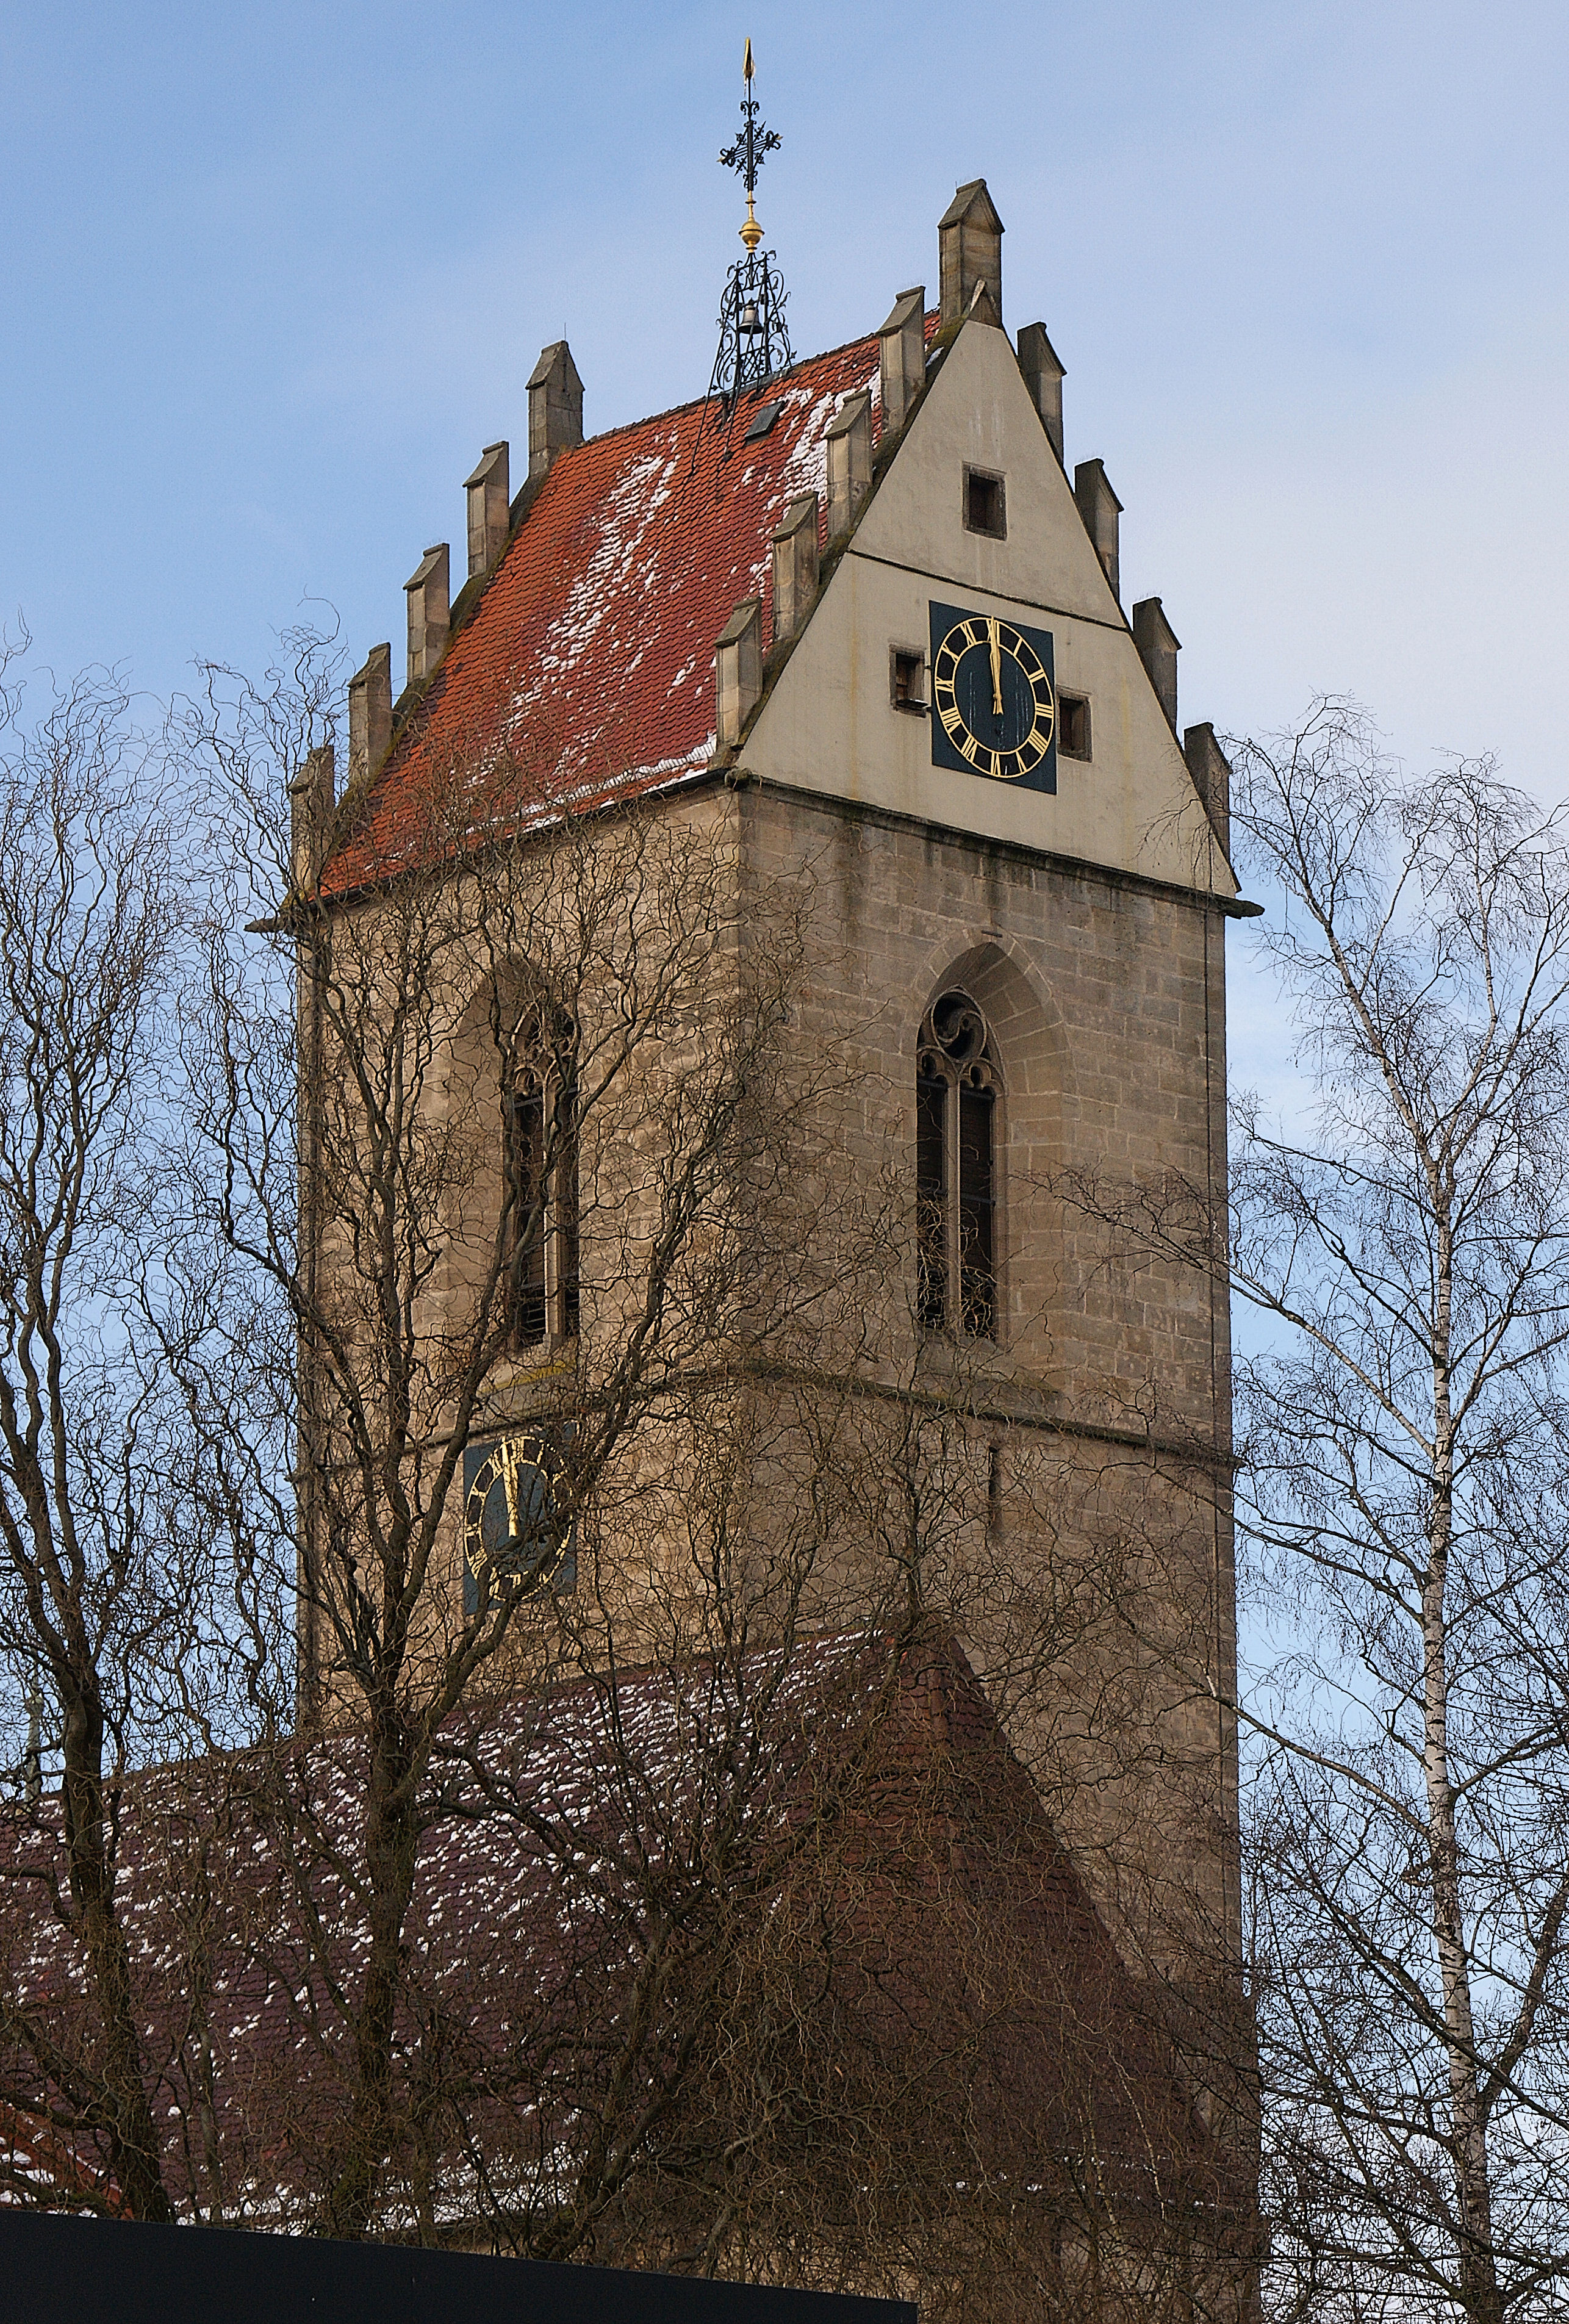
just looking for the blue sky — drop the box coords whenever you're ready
[4,0,1565,808]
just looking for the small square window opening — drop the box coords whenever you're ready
[1058,693,1091,761]
[891,647,927,711]
[964,467,1007,539]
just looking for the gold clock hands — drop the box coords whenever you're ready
[988,617,1003,717]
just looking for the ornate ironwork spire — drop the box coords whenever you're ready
[706,40,794,413]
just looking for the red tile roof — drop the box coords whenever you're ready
[0,2101,126,2214]
[0,1635,1245,2241]
[323,324,930,895]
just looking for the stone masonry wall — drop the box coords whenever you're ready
[741,777,1240,1980]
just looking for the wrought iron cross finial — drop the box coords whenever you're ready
[718,36,781,195]
[702,38,794,431]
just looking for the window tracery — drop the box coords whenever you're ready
[916,988,999,1339]
[503,1002,579,1347]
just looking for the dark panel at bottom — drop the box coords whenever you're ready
[0,2213,917,2324]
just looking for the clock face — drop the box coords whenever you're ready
[928,601,1057,793]
[462,1431,570,1611]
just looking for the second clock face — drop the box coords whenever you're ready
[928,602,1057,793]
[462,1430,569,1611]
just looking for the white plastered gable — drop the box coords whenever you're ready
[743,317,1237,899]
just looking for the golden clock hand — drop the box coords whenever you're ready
[988,618,1003,718]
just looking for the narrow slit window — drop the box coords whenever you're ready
[506,1081,547,1344]
[916,989,1000,1340]
[958,1078,996,1337]
[557,1070,580,1340]
[504,1006,580,1348]
[916,1063,949,1330]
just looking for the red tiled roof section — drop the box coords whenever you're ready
[0,1631,1245,2233]
[0,2099,126,2214]
[324,322,930,895]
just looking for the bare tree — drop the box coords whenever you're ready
[1080,702,1569,2321]
[173,643,931,2240]
[0,617,1251,2300]
[154,635,1233,2303]
[0,644,276,2218]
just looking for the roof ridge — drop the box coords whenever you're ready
[561,314,902,457]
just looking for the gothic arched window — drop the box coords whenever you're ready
[503,1006,579,1347]
[917,989,999,1339]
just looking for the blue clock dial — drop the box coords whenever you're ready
[462,1431,569,1608]
[927,602,1058,793]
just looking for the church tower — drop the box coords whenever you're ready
[289,74,1255,2286]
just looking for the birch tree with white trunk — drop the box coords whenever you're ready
[1224,704,1569,2324]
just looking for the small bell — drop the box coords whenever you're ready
[739,300,762,338]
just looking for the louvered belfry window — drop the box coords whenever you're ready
[916,990,999,1339]
[504,1008,580,1347]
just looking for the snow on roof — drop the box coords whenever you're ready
[0,2101,126,2214]
[321,322,930,895]
[0,1633,1235,2232]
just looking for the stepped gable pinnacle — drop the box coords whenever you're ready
[323,317,936,897]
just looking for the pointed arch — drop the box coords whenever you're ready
[447,962,581,1352]
[497,984,580,1348]
[917,988,1000,1338]
[913,937,1068,1350]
